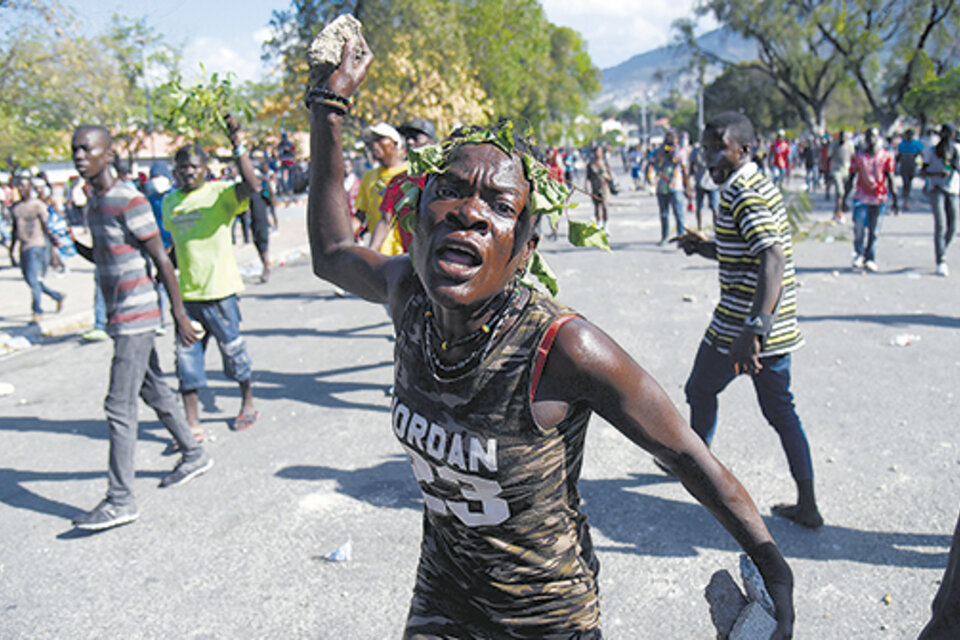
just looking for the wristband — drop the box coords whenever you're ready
[317,99,348,116]
[743,312,775,336]
[233,144,247,158]
[305,85,354,110]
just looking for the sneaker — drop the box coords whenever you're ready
[73,499,139,530]
[159,451,213,488]
[852,255,865,269]
[936,262,949,277]
[56,294,66,313]
[155,325,167,336]
[864,260,878,273]
[81,328,110,342]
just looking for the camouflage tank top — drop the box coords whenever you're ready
[393,279,600,638]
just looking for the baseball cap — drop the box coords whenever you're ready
[150,160,172,179]
[398,118,436,141]
[367,122,402,146]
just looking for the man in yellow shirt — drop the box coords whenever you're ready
[163,115,260,439]
[356,122,407,256]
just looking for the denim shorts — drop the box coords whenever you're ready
[175,295,252,392]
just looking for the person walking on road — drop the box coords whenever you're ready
[163,116,260,440]
[921,123,959,277]
[585,145,613,230]
[896,128,924,211]
[7,176,65,325]
[69,125,212,531]
[843,127,898,273]
[652,130,692,244]
[827,130,855,222]
[675,111,823,531]
[306,36,795,639]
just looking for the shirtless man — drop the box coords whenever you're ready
[8,176,65,324]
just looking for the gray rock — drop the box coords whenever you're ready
[729,601,777,640]
[740,554,776,617]
[307,13,365,86]
[705,569,748,639]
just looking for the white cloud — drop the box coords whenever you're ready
[541,0,716,68]
[252,26,275,46]
[181,35,267,83]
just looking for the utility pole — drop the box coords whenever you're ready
[641,92,649,150]
[696,59,705,142]
[138,41,155,156]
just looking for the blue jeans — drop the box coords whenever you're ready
[852,201,886,261]
[19,246,62,314]
[176,296,253,392]
[684,341,814,482]
[929,188,958,264]
[105,332,201,505]
[656,190,685,241]
[93,269,107,331]
[695,187,718,218]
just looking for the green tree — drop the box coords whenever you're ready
[904,63,960,125]
[684,0,960,131]
[676,4,847,134]
[100,13,181,162]
[262,0,600,137]
[811,0,958,128]
[0,2,180,171]
[702,63,803,132]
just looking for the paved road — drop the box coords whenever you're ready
[1,175,958,638]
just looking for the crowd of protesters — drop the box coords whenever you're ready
[0,48,957,635]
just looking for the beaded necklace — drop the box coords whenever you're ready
[422,285,525,380]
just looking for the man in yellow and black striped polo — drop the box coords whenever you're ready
[675,111,823,530]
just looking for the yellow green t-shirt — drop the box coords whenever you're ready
[355,163,407,256]
[162,181,249,301]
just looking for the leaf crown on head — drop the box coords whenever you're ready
[406,120,570,220]
[393,120,609,296]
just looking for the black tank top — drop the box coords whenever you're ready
[392,277,600,637]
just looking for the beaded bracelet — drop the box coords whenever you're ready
[305,84,354,111]
[318,99,348,115]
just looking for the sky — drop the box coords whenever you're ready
[73,0,715,83]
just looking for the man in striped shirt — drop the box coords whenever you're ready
[70,125,213,531]
[676,111,823,529]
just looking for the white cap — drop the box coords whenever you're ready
[367,122,402,146]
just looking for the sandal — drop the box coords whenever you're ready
[233,410,259,431]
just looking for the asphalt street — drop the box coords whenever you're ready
[1,173,958,639]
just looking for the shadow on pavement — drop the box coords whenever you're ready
[799,313,960,329]
[0,417,176,447]
[276,455,421,511]
[581,473,950,569]
[252,361,394,413]
[243,320,393,341]
[0,467,164,523]
[238,290,337,302]
[274,462,950,570]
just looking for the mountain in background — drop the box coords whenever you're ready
[594,27,758,110]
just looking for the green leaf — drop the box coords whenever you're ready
[526,250,558,296]
[395,183,421,234]
[568,220,611,252]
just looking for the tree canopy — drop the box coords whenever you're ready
[0,1,180,171]
[682,0,960,131]
[261,0,600,142]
